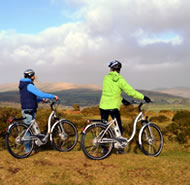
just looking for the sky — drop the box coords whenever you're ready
[0,0,190,90]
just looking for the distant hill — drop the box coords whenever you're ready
[153,87,190,99]
[0,88,190,107]
[0,82,101,93]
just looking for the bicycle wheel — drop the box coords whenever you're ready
[5,122,35,159]
[139,123,163,157]
[81,123,114,160]
[52,120,78,152]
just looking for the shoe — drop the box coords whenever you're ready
[116,148,127,154]
[25,149,35,156]
[114,142,121,149]
[30,150,35,155]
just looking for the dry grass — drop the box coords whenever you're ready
[0,108,190,185]
[0,142,190,185]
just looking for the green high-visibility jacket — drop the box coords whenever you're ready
[99,71,144,110]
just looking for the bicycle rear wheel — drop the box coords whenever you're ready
[52,120,78,152]
[139,123,163,157]
[5,122,34,159]
[81,123,114,160]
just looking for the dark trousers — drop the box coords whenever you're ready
[99,108,123,135]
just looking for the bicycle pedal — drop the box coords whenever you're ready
[113,137,127,144]
[35,134,45,139]
[121,142,128,147]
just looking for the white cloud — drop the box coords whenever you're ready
[137,33,183,46]
[0,0,190,88]
[135,62,180,72]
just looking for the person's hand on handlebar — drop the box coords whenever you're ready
[122,98,131,106]
[42,96,59,103]
[42,98,50,103]
[144,96,151,103]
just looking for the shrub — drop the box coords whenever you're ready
[0,107,21,150]
[166,110,190,144]
[64,114,86,130]
[0,107,21,135]
[120,105,138,119]
[72,104,80,111]
[81,106,100,116]
[149,115,170,123]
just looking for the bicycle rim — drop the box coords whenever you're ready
[52,120,78,152]
[81,123,114,160]
[140,123,163,157]
[6,123,34,159]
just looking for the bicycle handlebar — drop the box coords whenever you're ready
[124,100,153,112]
[43,99,60,111]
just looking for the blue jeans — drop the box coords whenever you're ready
[21,110,36,153]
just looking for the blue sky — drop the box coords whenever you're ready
[0,0,189,89]
[0,0,73,33]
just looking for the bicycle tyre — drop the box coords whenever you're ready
[139,123,163,157]
[5,122,35,159]
[52,120,78,152]
[81,123,114,160]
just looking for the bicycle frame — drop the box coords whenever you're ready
[81,101,163,159]
[82,104,147,146]
[7,101,64,144]
[127,111,144,142]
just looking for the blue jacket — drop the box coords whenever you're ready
[19,78,56,111]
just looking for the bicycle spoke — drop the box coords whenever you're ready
[90,130,96,138]
[8,144,18,148]
[84,145,94,149]
[81,123,114,160]
[6,123,34,159]
[140,123,163,156]
[88,145,98,154]
[52,120,78,152]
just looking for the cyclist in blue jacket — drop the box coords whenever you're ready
[19,69,58,153]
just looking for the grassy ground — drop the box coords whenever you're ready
[0,106,190,185]
[0,140,190,185]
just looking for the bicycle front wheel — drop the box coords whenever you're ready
[5,122,34,159]
[52,120,78,152]
[139,123,163,157]
[81,123,114,160]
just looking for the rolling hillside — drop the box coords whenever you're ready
[0,82,101,93]
[153,87,190,98]
[0,88,190,107]
[0,82,190,107]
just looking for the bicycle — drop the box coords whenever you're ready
[5,99,78,159]
[80,101,164,160]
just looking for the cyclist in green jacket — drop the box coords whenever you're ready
[99,60,151,135]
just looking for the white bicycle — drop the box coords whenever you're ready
[81,101,163,160]
[6,99,78,159]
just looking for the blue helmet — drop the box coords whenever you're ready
[108,60,122,69]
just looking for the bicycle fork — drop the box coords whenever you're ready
[138,122,155,147]
[144,124,155,144]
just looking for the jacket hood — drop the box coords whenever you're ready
[19,78,32,89]
[108,71,120,82]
